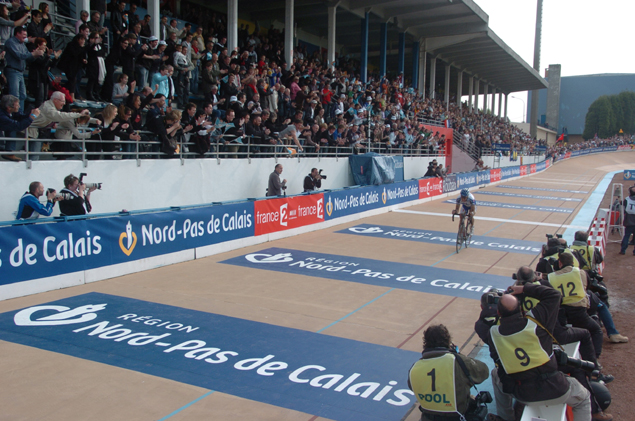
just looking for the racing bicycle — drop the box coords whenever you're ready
[452,212,473,253]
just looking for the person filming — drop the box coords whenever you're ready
[303,168,322,192]
[58,174,97,216]
[16,181,60,220]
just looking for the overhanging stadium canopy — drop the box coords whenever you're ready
[241,0,547,93]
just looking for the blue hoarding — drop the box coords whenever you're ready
[0,293,421,421]
[0,201,255,285]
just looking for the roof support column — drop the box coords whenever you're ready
[429,57,436,100]
[327,5,337,70]
[417,40,426,98]
[504,93,509,120]
[360,10,369,83]
[148,0,160,39]
[284,0,294,70]
[379,22,387,78]
[498,92,503,117]
[468,76,473,113]
[77,0,89,20]
[474,79,479,111]
[444,63,450,110]
[227,0,238,54]
[483,84,488,113]
[491,87,496,115]
[411,41,419,90]
[457,70,463,116]
[398,32,405,75]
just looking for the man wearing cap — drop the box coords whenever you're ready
[136,35,159,88]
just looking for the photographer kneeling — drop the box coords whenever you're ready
[408,324,490,421]
[58,174,97,216]
[303,168,322,192]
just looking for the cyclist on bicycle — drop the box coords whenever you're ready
[452,188,476,231]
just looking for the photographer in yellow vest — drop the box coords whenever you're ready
[408,324,489,421]
[487,281,591,421]
[548,252,604,359]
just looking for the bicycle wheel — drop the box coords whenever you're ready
[456,223,464,253]
[465,222,473,248]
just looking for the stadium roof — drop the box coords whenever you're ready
[242,0,547,93]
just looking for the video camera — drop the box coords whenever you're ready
[79,172,102,190]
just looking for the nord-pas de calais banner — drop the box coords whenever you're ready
[254,194,324,235]
[456,172,478,189]
[418,177,443,199]
[323,180,419,221]
[0,293,420,421]
[0,201,254,285]
[221,247,511,299]
[500,166,521,180]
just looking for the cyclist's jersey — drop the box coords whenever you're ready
[456,194,476,212]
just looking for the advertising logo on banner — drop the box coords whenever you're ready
[535,161,546,172]
[624,170,635,180]
[520,166,528,176]
[442,174,458,194]
[418,178,443,199]
[0,293,420,421]
[255,195,324,235]
[618,145,632,151]
[0,202,255,285]
[490,168,502,183]
[222,248,510,299]
[476,170,490,185]
[456,172,477,189]
[530,164,536,174]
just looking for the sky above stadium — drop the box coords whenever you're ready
[472,0,635,123]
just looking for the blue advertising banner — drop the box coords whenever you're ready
[443,200,573,213]
[0,293,420,421]
[337,224,543,255]
[493,144,511,151]
[221,247,511,299]
[500,166,521,180]
[442,173,458,193]
[475,170,491,185]
[535,161,547,171]
[473,191,582,202]
[624,170,635,181]
[0,202,255,285]
[323,181,419,220]
[456,172,478,189]
[534,146,547,152]
[496,185,588,194]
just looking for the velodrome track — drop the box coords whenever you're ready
[1,151,634,421]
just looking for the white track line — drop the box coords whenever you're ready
[393,210,587,229]
[514,180,596,185]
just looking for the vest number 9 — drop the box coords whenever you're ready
[557,282,577,297]
[515,347,530,366]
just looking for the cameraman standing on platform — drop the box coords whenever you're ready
[58,174,97,216]
[303,168,322,192]
[408,324,489,421]
[487,281,592,421]
[266,164,286,196]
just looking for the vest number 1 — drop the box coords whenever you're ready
[427,368,436,391]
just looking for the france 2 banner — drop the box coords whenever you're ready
[490,168,502,183]
[418,178,443,199]
[255,194,324,235]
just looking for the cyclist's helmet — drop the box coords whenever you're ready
[460,188,470,197]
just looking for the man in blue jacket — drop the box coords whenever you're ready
[0,94,39,161]
[4,26,44,113]
[16,181,60,220]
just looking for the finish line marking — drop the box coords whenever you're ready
[392,210,587,229]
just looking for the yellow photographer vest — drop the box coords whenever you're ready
[571,244,594,271]
[490,320,551,374]
[409,353,458,413]
[548,267,585,305]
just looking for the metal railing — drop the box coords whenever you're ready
[0,133,445,168]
